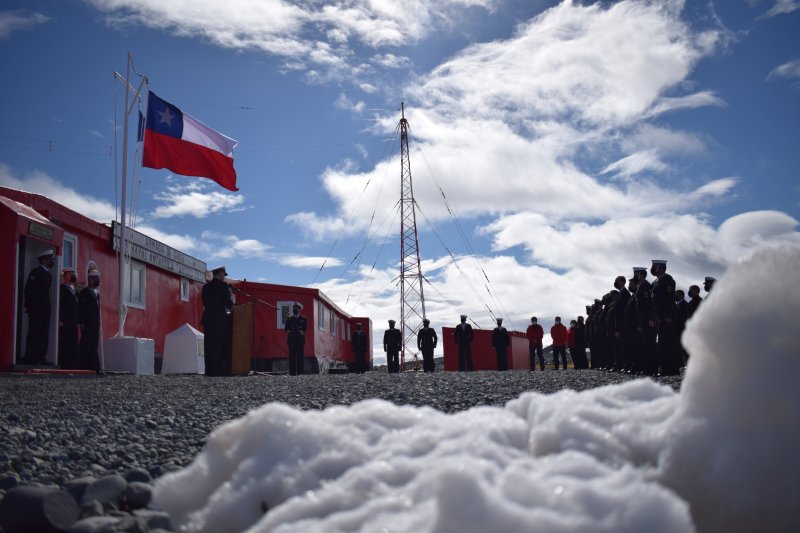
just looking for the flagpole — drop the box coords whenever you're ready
[113,53,147,338]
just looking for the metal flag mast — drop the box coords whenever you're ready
[398,102,427,369]
[113,53,148,338]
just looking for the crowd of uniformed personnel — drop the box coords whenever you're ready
[579,260,715,376]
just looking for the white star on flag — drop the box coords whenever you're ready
[158,107,174,126]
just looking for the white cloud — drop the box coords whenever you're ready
[767,58,800,82]
[761,0,800,18]
[0,164,117,222]
[151,181,246,219]
[335,93,366,114]
[279,255,344,269]
[86,0,495,87]
[601,150,668,179]
[0,10,49,39]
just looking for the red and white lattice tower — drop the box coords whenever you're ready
[398,102,426,369]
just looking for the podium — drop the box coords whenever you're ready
[227,303,252,375]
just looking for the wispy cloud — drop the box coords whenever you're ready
[760,0,800,18]
[767,58,800,86]
[0,10,50,40]
[151,179,246,219]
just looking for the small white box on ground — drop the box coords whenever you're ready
[162,324,205,374]
[104,336,155,375]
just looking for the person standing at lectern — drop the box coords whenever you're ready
[285,302,308,375]
[202,266,233,376]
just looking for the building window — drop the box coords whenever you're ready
[180,278,190,302]
[277,301,294,328]
[330,313,336,336]
[62,233,77,271]
[347,323,351,340]
[341,319,346,339]
[126,261,146,309]
[318,301,325,331]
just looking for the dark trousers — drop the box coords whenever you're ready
[458,345,473,371]
[612,334,627,370]
[59,324,78,369]
[529,345,544,370]
[590,338,604,368]
[25,311,50,363]
[495,348,508,371]
[657,322,680,375]
[553,346,567,369]
[639,327,658,375]
[571,347,588,369]
[387,350,400,373]
[421,348,434,372]
[204,320,226,376]
[625,331,640,373]
[354,350,367,373]
[79,325,100,372]
[288,336,305,375]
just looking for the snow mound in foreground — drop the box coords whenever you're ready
[153,245,800,532]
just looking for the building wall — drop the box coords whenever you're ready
[442,327,529,371]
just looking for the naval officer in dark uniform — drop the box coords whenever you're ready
[285,302,308,375]
[417,318,438,372]
[351,322,368,373]
[453,314,474,371]
[650,259,679,376]
[383,320,402,373]
[634,266,657,376]
[491,317,510,371]
[23,250,55,364]
[202,266,233,376]
[78,267,102,372]
[58,267,79,369]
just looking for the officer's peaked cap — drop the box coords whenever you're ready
[38,250,54,259]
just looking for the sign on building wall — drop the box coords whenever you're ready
[111,222,207,283]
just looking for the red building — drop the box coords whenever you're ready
[0,188,368,373]
[232,280,372,373]
[441,327,529,371]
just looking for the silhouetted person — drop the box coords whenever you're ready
[78,267,102,372]
[572,316,588,369]
[202,266,233,376]
[526,316,544,371]
[687,285,703,319]
[634,266,658,376]
[492,318,510,371]
[58,268,79,369]
[651,259,679,376]
[611,275,631,372]
[351,322,368,373]
[551,317,569,369]
[23,250,55,364]
[675,289,689,367]
[285,302,308,376]
[453,314,474,371]
[384,320,401,373]
[703,276,716,295]
[585,304,595,368]
[417,318,438,372]
[624,276,641,373]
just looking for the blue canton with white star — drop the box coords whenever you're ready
[146,91,183,139]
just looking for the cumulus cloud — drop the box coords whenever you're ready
[0,164,117,222]
[150,180,246,219]
[0,10,49,40]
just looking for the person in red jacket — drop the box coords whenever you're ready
[526,316,545,371]
[551,317,569,370]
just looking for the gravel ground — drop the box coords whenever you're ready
[0,369,682,531]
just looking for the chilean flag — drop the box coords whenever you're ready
[143,91,239,191]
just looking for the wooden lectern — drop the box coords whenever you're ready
[227,303,253,376]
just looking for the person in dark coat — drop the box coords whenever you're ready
[383,320,402,373]
[23,250,55,364]
[584,306,594,368]
[591,299,607,369]
[285,302,308,376]
[650,259,680,376]
[453,315,474,371]
[78,267,102,372]
[611,276,631,372]
[624,276,641,373]
[417,318,438,372]
[351,322,368,373]
[491,318,510,371]
[58,268,79,369]
[687,285,703,319]
[526,316,545,371]
[572,316,588,369]
[202,266,234,376]
[634,266,658,376]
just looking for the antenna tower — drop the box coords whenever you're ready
[398,102,426,369]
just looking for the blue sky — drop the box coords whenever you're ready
[1,0,798,347]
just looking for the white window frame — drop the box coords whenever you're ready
[277,301,295,328]
[126,260,146,309]
[62,232,78,272]
[318,300,326,331]
[180,278,191,302]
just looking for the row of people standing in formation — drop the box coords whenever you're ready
[23,250,103,371]
[380,318,440,373]
[583,260,715,376]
